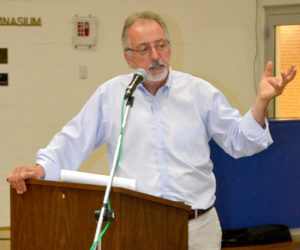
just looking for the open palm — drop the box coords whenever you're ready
[258,61,297,102]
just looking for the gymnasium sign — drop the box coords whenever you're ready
[0,17,42,26]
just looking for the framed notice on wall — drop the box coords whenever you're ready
[0,48,8,64]
[72,15,97,48]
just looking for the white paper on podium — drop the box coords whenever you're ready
[61,170,136,191]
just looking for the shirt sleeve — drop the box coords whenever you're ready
[208,91,273,159]
[36,86,109,180]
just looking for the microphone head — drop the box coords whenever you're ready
[124,68,148,99]
[135,68,147,81]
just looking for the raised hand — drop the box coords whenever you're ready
[258,61,297,102]
[252,61,297,127]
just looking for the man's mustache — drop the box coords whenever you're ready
[148,61,166,70]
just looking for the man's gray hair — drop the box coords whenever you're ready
[121,11,170,50]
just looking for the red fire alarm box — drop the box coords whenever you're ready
[77,22,90,37]
[73,15,97,48]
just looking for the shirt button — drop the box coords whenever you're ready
[165,188,168,191]
[156,123,160,127]
[162,166,166,169]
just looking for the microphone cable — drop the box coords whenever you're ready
[90,98,127,250]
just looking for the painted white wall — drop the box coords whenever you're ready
[0,0,297,227]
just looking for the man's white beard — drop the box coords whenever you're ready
[146,61,169,82]
[147,67,168,82]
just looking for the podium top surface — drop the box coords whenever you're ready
[26,179,191,211]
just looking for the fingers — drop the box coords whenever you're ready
[286,64,297,82]
[7,173,27,194]
[286,64,296,75]
[281,64,297,84]
[15,180,27,194]
[7,166,37,194]
[281,71,288,85]
[264,62,297,83]
[262,62,297,98]
[264,61,274,78]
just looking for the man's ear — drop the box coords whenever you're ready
[124,51,134,68]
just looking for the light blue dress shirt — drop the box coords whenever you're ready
[36,69,273,209]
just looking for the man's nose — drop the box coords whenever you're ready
[149,46,160,60]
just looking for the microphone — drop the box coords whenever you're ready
[124,68,147,99]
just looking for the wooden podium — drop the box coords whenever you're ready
[10,179,191,250]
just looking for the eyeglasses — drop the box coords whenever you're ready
[125,39,170,56]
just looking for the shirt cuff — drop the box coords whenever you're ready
[36,159,61,181]
[240,109,273,146]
